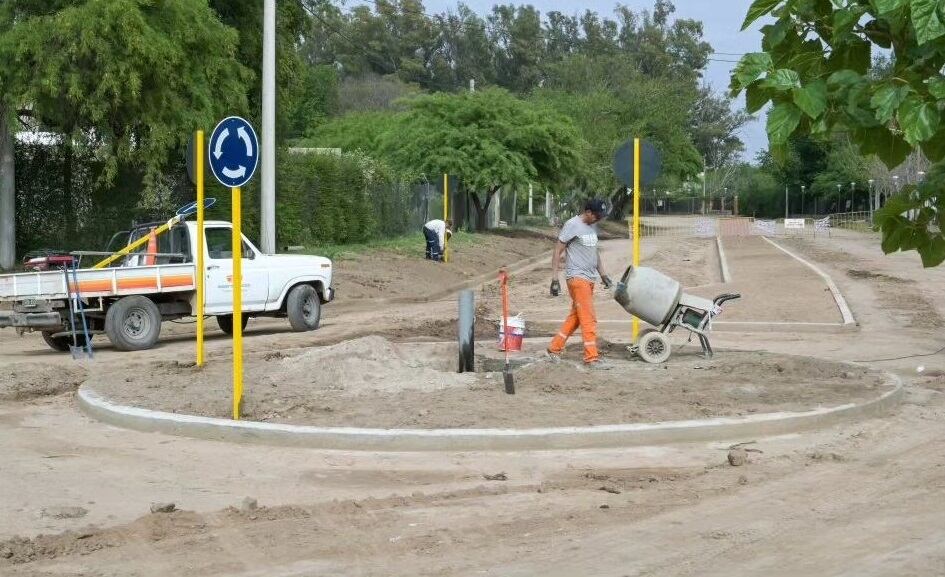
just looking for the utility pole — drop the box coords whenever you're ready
[702,156,708,215]
[0,113,14,271]
[260,0,276,254]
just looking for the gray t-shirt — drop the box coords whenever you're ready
[558,215,599,282]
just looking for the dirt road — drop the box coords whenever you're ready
[2,227,945,576]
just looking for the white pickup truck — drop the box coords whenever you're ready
[0,220,334,352]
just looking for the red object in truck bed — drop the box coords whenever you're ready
[24,256,76,272]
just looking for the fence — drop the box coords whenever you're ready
[629,212,873,240]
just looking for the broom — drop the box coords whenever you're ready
[500,269,515,394]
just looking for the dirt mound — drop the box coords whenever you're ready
[0,510,206,565]
[274,336,475,395]
[0,363,88,401]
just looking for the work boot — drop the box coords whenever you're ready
[585,359,613,371]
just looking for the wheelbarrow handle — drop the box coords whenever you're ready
[619,264,635,285]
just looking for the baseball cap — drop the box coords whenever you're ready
[584,198,607,218]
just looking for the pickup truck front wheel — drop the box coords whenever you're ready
[105,296,162,351]
[286,284,321,332]
[217,313,249,335]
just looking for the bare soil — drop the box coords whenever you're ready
[334,229,554,301]
[3,227,945,577]
[90,336,891,428]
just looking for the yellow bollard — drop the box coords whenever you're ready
[231,186,243,420]
[196,130,206,367]
[632,138,641,341]
[443,173,449,264]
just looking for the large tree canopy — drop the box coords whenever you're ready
[0,0,252,184]
[378,88,584,229]
[730,0,945,266]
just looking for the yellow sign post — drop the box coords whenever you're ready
[632,138,641,341]
[207,116,257,421]
[443,173,449,263]
[195,131,206,367]
[231,186,243,419]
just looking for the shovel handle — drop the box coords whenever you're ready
[499,270,510,354]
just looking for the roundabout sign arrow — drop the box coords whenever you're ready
[208,116,259,188]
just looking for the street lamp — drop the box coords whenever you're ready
[850,182,855,212]
[836,183,842,212]
[868,179,875,219]
[892,175,900,193]
[801,185,806,215]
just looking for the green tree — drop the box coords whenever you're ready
[304,110,406,154]
[535,54,704,216]
[0,0,251,267]
[379,88,584,230]
[730,0,945,266]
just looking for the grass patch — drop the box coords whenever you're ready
[300,230,480,261]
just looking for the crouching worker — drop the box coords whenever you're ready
[547,199,613,369]
[423,219,452,261]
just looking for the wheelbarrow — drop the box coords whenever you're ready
[613,265,740,364]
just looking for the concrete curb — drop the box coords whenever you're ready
[77,374,902,452]
[761,236,856,326]
[716,236,732,283]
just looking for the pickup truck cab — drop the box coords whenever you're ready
[0,221,334,352]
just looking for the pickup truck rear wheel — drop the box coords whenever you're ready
[105,296,162,351]
[286,284,321,332]
[216,313,248,335]
[41,331,89,352]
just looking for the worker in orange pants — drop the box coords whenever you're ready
[548,199,612,368]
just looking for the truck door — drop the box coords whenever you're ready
[203,226,269,314]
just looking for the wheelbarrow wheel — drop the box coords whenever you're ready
[637,330,671,364]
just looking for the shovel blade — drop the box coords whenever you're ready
[503,367,515,395]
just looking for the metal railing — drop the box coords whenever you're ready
[628,212,875,240]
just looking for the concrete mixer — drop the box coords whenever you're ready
[613,265,740,363]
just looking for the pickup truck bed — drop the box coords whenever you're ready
[0,264,196,301]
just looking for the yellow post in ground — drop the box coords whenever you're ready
[231,187,243,420]
[632,138,641,341]
[443,173,449,263]
[195,131,206,367]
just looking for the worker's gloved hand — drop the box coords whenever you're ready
[550,279,561,297]
[601,275,613,290]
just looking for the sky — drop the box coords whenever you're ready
[419,0,769,160]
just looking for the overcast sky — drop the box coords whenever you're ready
[419,0,768,161]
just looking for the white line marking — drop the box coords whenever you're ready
[761,236,856,325]
[716,236,732,283]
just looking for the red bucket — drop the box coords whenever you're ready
[497,316,525,352]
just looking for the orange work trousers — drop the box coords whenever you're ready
[548,277,598,363]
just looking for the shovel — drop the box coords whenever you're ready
[500,269,515,395]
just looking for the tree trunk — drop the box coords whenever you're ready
[609,186,630,220]
[470,186,500,231]
[0,113,14,270]
[62,139,75,244]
